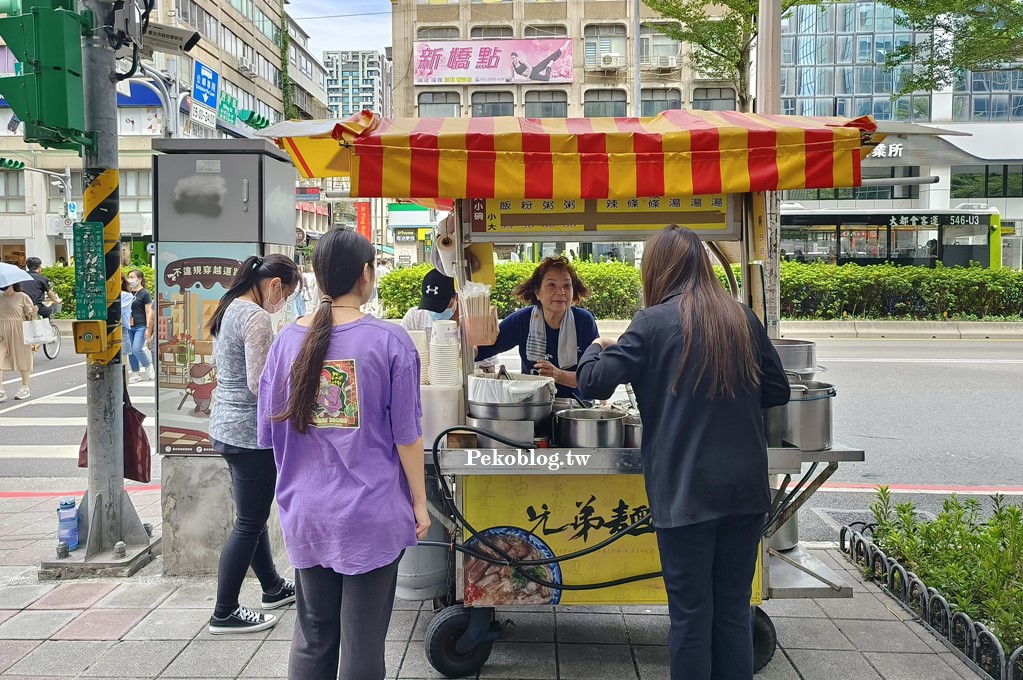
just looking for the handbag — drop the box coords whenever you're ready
[22,319,55,345]
[78,376,152,483]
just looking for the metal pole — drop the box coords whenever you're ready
[632,0,642,117]
[756,0,782,338]
[78,0,148,559]
[138,64,175,137]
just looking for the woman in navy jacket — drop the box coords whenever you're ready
[577,225,789,680]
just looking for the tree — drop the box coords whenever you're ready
[883,0,1023,94]
[643,0,817,112]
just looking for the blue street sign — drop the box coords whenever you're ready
[67,201,77,216]
[192,60,220,109]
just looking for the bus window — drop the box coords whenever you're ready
[941,222,989,267]
[839,226,887,261]
[891,225,938,265]
[781,226,835,262]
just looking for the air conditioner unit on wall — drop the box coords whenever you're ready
[599,53,624,70]
[654,55,679,69]
[238,58,256,78]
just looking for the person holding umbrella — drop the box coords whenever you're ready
[0,263,39,402]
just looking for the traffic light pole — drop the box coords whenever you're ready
[75,0,149,564]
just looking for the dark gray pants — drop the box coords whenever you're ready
[288,554,403,680]
[656,513,764,680]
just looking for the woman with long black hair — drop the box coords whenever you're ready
[206,254,302,635]
[577,225,789,680]
[257,228,430,679]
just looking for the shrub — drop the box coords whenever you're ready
[42,264,155,319]
[869,487,1023,653]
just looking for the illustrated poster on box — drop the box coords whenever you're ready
[156,243,255,454]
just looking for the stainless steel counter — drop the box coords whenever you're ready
[432,444,864,476]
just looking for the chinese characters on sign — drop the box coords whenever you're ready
[526,495,653,543]
[414,39,573,85]
[163,258,243,292]
[868,142,903,159]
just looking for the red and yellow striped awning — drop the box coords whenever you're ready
[267,110,876,201]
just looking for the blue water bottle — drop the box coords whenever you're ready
[57,498,79,551]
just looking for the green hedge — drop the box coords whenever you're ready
[381,261,1023,321]
[42,264,155,319]
[378,261,643,320]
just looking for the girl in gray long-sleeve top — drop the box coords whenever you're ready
[577,225,789,680]
[206,254,302,636]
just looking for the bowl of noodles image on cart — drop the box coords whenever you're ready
[464,526,563,606]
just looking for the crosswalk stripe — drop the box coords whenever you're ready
[0,418,89,427]
[0,445,82,459]
[28,396,155,405]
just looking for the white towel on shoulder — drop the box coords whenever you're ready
[525,305,578,369]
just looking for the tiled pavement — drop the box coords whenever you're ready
[0,491,980,679]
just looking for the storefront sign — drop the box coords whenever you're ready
[462,474,761,606]
[394,228,418,243]
[414,39,573,85]
[868,142,903,159]
[356,202,372,240]
[468,195,730,235]
[296,187,321,201]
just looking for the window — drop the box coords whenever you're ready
[693,87,736,111]
[418,91,460,117]
[954,68,1023,121]
[524,25,568,38]
[583,89,627,118]
[417,26,459,40]
[0,171,25,212]
[584,25,627,68]
[640,24,681,67]
[641,88,682,116]
[472,91,513,117]
[120,171,152,214]
[525,90,568,118]
[48,171,83,214]
[176,0,218,42]
[470,26,513,39]
[839,226,888,259]
[951,164,1023,198]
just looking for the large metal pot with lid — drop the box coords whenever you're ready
[785,380,836,451]
[771,339,827,381]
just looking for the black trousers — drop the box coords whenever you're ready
[213,441,284,617]
[288,555,403,680]
[656,513,764,680]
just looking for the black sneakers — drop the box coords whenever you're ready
[261,578,297,610]
[208,605,278,635]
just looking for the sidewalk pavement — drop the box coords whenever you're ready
[0,490,980,679]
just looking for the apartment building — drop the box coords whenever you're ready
[0,0,329,266]
[324,50,394,118]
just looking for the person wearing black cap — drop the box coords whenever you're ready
[400,268,457,333]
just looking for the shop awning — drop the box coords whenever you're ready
[263,110,877,202]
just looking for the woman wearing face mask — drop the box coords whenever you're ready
[400,268,458,332]
[125,269,155,384]
[206,254,302,635]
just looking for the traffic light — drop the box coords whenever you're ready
[0,157,25,170]
[238,109,270,130]
[0,0,93,151]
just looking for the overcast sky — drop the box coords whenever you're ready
[287,0,393,64]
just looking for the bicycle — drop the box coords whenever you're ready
[40,301,61,360]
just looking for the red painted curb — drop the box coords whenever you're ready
[0,484,161,499]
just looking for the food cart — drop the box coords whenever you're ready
[266,109,874,677]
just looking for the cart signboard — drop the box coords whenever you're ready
[466,195,738,242]
[461,474,761,606]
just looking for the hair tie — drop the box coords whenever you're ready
[320,295,332,304]
[252,256,264,269]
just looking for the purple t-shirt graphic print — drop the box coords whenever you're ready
[258,316,423,575]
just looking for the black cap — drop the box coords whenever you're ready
[420,269,456,313]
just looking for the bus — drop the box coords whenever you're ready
[780,203,1002,268]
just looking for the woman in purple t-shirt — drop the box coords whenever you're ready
[258,228,430,680]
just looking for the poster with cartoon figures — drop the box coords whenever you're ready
[156,243,255,454]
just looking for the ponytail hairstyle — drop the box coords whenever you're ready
[128,269,147,290]
[207,254,301,338]
[277,228,375,433]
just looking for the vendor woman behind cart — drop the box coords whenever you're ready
[474,256,598,399]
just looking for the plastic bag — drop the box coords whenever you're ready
[467,374,555,404]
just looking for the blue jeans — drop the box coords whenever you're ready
[126,325,151,372]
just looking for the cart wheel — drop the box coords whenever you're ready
[753,606,777,672]
[425,606,495,678]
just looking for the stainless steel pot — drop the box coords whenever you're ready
[786,381,836,452]
[624,414,642,449]
[763,406,788,448]
[552,408,627,448]
[467,400,553,424]
[554,397,593,412]
[772,339,816,374]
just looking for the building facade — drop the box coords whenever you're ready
[324,50,394,119]
[0,0,329,266]
[287,19,331,120]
